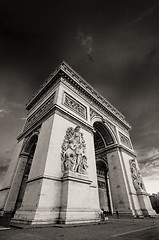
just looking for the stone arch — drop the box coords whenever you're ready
[21,131,39,155]
[96,158,112,213]
[93,121,117,153]
[96,159,109,182]
[13,132,39,216]
[93,121,114,213]
[92,117,118,146]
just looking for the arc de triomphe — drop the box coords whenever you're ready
[0,61,155,225]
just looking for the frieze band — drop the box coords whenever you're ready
[63,92,87,119]
[119,132,132,149]
[60,63,127,123]
[24,93,55,131]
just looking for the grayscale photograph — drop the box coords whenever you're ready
[0,0,159,239]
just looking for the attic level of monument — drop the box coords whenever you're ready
[25,61,131,130]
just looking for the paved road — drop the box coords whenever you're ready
[0,219,159,240]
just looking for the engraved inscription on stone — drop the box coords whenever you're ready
[119,132,132,149]
[63,92,87,119]
[61,126,88,174]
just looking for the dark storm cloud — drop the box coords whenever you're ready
[0,151,11,187]
[145,47,158,63]
[136,148,159,189]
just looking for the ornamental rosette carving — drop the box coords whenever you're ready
[61,126,88,174]
[129,159,146,191]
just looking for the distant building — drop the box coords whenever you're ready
[0,62,156,225]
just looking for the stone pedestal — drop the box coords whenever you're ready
[11,177,62,225]
[137,190,156,217]
[107,149,133,215]
[60,171,100,224]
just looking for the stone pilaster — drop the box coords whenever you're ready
[107,148,132,215]
[60,171,100,224]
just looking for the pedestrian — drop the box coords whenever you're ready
[101,209,105,221]
[116,210,119,219]
[101,209,109,221]
[105,211,108,221]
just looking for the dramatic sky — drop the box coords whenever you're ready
[0,0,159,194]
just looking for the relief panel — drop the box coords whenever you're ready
[24,93,55,131]
[62,92,87,119]
[61,126,88,174]
[119,132,132,149]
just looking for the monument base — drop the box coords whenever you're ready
[0,212,12,227]
[137,190,156,217]
[59,171,101,224]
[11,206,61,225]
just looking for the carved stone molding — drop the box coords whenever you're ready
[21,129,40,154]
[98,180,106,189]
[61,126,88,174]
[60,62,127,123]
[90,107,127,133]
[90,108,117,135]
[24,94,55,132]
[97,170,105,176]
[63,92,87,119]
[102,118,116,134]
[119,132,132,149]
[129,159,146,191]
[60,73,130,131]
[96,157,109,175]
[90,108,101,120]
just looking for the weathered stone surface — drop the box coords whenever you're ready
[0,62,155,225]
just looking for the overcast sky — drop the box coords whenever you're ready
[0,0,159,193]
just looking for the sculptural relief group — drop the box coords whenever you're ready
[61,126,88,174]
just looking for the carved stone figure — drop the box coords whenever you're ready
[61,126,88,174]
[129,159,146,191]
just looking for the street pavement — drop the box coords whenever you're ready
[0,218,159,240]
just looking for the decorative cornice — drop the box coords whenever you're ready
[26,61,131,130]
[0,187,10,192]
[98,144,136,157]
[119,145,136,157]
[26,175,62,184]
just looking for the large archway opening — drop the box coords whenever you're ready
[13,134,38,217]
[93,121,114,213]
